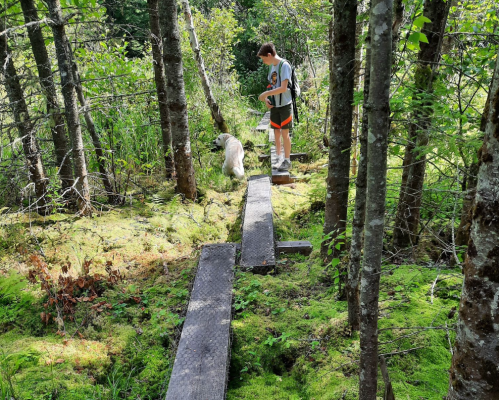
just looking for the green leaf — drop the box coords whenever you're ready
[413,15,431,28]
[331,258,340,268]
[418,32,429,44]
[408,32,421,44]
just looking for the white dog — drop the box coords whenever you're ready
[213,134,245,180]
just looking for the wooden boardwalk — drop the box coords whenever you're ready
[165,115,313,399]
[240,175,276,273]
[166,244,236,400]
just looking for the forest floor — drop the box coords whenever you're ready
[0,124,462,400]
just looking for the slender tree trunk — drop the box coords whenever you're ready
[46,0,91,215]
[20,0,74,193]
[358,0,392,397]
[160,0,197,200]
[322,0,357,277]
[392,0,404,48]
[447,47,499,399]
[181,0,229,133]
[393,0,450,248]
[347,28,370,332]
[351,2,364,176]
[65,39,117,204]
[147,0,175,179]
[0,24,48,212]
[455,161,478,247]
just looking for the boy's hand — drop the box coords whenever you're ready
[265,99,274,109]
[258,92,268,102]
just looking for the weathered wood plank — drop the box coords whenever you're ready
[276,241,313,256]
[255,111,270,131]
[259,152,310,163]
[240,175,275,273]
[166,243,236,400]
[270,146,293,184]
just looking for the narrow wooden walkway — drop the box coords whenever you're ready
[166,116,313,399]
[240,175,275,273]
[166,244,236,400]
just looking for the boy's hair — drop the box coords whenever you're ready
[257,42,276,57]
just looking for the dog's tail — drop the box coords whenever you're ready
[233,167,245,180]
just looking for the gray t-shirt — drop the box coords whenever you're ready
[268,60,292,107]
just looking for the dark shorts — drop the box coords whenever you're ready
[270,104,293,132]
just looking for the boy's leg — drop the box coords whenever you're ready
[281,129,291,158]
[275,128,282,157]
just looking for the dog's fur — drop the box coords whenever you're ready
[213,134,245,180]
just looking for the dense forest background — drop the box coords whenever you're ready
[0,0,498,399]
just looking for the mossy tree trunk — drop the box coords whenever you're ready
[160,0,197,200]
[447,45,499,399]
[65,39,117,204]
[147,0,175,179]
[47,0,92,215]
[358,0,392,397]
[20,0,74,193]
[392,0,450,248]
[322,0,357,285]
[181,0,229,133]
[0,23,49,212]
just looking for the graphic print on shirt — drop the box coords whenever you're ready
[271,71,278,87]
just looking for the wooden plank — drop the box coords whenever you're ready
[166,244,236,400]
[255,111,270,131]
[259,152,310,163]
[270,146,293,184]
[276,241,313,256]
[240,175,275,273]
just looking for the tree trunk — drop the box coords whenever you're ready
[358,0,392,398]
[351,1,364,176]
[392,0,450,248]
[20,0,74,193]
[64,38,117,204]
[347,28,370,332]
[455,161,478,247]
[147,0,175,179]
[46,0,92,215]
[392,0,404,47]
[447,47,499,399]
[0,24,48,212]
[181,0,229,133]
[160,0,197,201]
[322,0,357,275]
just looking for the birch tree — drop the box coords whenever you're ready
[147,0,175,179]
[181,0,229,133]
[160,0,197,200]
[20,0,74,193]
[46,0,91,215]
[0,21,48,212]
[322,0,357,278]
[392,0,451,248]
[358,0,392,397]
[447,47,499,399]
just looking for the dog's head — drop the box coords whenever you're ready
[213,133,232,149]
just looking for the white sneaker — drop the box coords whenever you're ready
[278,159,292,171]
[272,156,283,169]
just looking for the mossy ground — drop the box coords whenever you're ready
[0,119,461,399]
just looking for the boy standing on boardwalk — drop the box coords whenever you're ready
[257,43,293,171]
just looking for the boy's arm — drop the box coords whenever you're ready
[258,79,289,101]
